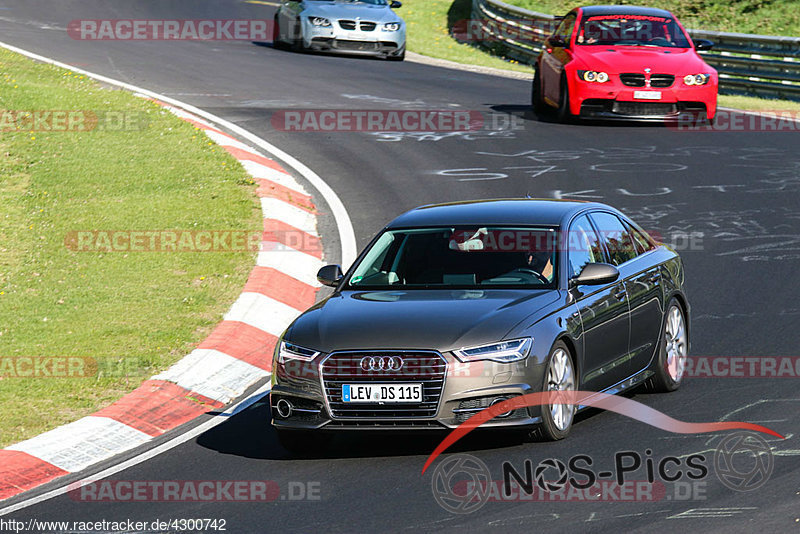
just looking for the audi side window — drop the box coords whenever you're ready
[625,221,656,254]
[590,212,638,266]
[567,215,604,278]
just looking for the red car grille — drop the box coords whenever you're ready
[620,73,675,88]
[620,73,646,87]
[650,74,675,88]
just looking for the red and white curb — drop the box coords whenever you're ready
[0,101,324,501]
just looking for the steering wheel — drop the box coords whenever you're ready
[509,267,550,284]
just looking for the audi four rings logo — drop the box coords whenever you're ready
[360,356,404,372]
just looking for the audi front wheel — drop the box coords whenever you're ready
[646,298,688,393]
[538,341,576,441]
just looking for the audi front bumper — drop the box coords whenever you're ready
[269,349,547,432]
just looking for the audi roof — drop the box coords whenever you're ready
[386,199,603,228]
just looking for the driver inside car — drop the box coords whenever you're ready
[526,250,554,281]
[448,228,555,283]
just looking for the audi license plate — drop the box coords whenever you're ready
[342,384,422,403]
[633,90,662,100]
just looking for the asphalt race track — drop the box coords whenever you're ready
[1,1,799,531]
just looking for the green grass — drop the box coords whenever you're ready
[0,48,261,447]
[397,0,800,110]
[396,0,532,73]
[505,0,800,36]
[718,94,800,110]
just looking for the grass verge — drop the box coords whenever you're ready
[396,0,800,111]
[0,47,261,447]
[396,0,532,73]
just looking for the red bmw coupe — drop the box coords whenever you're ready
[532,5,718,123]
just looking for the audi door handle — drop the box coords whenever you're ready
[613,289,627,300]
[648,272,661,283]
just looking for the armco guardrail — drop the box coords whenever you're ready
[471,0,800,101]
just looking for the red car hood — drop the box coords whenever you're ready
[572,46,711,74]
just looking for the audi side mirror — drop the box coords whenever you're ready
[694,39,713,51]
[570,263,619,287]
[390,1,402,8]
[317,264,344,287]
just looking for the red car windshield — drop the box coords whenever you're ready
[577,14,691,48]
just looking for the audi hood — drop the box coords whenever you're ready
[283,288,562,353]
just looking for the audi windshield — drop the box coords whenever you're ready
[347,226,558,289]
[577,14,692,47]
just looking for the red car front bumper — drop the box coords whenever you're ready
[568,72,718,121]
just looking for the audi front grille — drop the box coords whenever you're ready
[320,351,447,419]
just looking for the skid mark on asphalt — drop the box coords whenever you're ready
[667,507,758,519]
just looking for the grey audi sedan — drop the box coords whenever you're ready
[273,0,406,60]
[270,199,690,452]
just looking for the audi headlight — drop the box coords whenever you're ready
[383,22,401,31]
[453,338,532,363]
[578,70,609,83]
[684,73,710,86]
[277,341,320,363]
[309,17,331,27]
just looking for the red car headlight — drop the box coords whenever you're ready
[578,70,610,83]
[683,73,712,86]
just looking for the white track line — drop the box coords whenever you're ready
[152,349,270,404]
[0,40,356,513]
[224,292,303,337]
[0,384,272,516]
[7,417,152,473]
[261,197,319,235]
[257,248,324,287]
[0,40,357,269]
[240,160,308,193]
